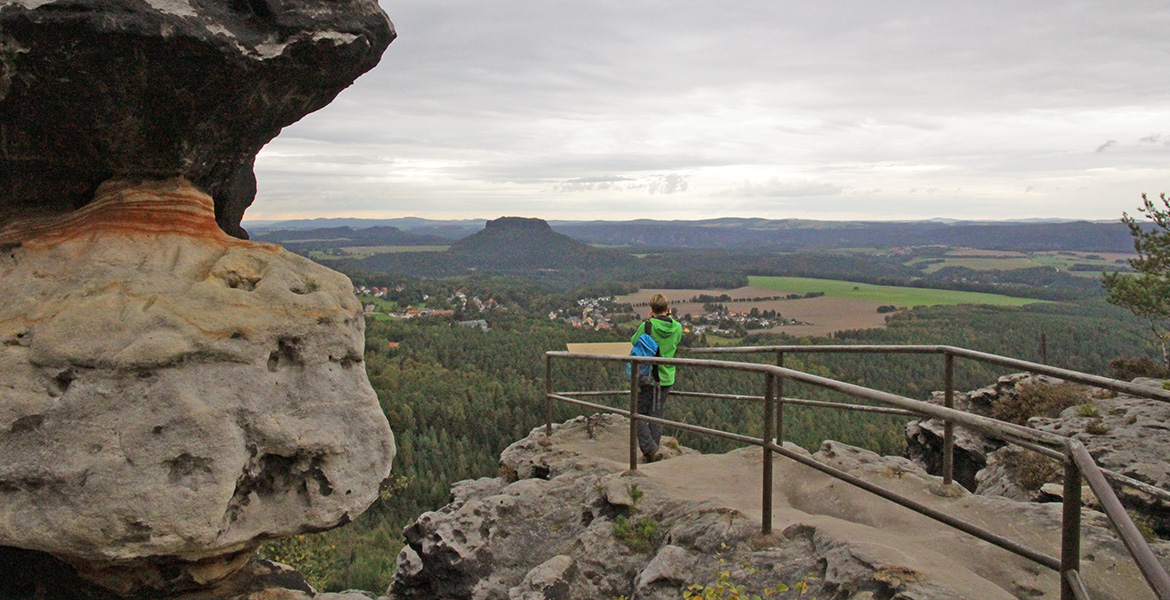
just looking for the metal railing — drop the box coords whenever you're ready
[543,346,1170,600]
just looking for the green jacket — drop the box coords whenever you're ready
[632,315,683,386]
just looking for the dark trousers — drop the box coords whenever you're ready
[636,383,671,456]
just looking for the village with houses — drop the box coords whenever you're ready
[354,284,493,331]
[546,294,810,338]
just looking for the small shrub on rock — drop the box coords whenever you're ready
[1007,451,1062,491]
[992,381,1087,426]
[1085,419,1111,435]
[612,515,658,553]
[1109,356,1168,381]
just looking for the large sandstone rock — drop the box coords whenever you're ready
[0,179,395,594]
[907,374,1170,535]
[0,0,393,238]
[904,373,1063,491]
[389,414,1166,600]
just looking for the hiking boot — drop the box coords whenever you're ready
[651,448,669,462]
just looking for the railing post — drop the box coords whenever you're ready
[943,351,955,487]
[762,372,775,535]
[629,359,639,471]
[1061,457,1082,600]
[545,353,553,436]
[775,351,785,445]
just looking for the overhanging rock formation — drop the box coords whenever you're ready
[0,0,394,239]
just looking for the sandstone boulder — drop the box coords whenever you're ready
[0,179,395,593]
[0,0,393,238]
[907,374,1170,535]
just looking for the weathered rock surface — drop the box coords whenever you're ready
[0,0,394,238]
[0,545,392,600]
[906,374,1170,535]
[904,373,1063,491]
[389,414,1166,600]
[0,179,395,593]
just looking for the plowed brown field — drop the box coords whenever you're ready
[619,286,890,336]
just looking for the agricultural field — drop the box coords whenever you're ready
[746,276,1043,307]
[622,278,1045,337]
[908,249,1133,277]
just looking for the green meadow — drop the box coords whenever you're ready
[747,275,1044,307]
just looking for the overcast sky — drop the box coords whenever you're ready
[247,1,1170,224]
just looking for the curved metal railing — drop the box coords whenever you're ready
[543,346,1170,600]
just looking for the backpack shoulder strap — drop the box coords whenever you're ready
[644,318,661,382]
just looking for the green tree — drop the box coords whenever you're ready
[1102,193,1170,366]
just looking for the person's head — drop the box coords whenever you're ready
[649,293,670,316]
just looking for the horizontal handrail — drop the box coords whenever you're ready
[689,344,1170,505]
[687,344,1170,404]
[549,351,1070,450]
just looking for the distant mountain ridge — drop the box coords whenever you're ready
[247,216,1132,252]
[254,225,447,248]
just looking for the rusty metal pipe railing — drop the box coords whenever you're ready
[553,390,921,417]
[943,351,956,485]
[545,349,1170,600]
[690,344,1170,505]
[555,352,1072,451]
[688,344,1170,404]
[762,373,775,534]
[1062,454,1083,600]
[1070,442,1170,598]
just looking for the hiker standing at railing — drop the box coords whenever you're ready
[633,293,683,462]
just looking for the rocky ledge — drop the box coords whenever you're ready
[0,179,394,596]
[388,414,1167,600]
[906,373,1170,535]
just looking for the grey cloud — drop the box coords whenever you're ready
[247,1,1170,221]
[550,176,635,193]
[724,178,843,198]
[648,174,688,195]
[1095,140,1118,153]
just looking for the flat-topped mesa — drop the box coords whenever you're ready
[0,0,394,239]
[0,179,395,594]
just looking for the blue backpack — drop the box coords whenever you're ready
[626,319,660,384]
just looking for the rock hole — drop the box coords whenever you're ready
[122,520,152,543]
[48,369,74,397]
[223,270,260,291]
[230,331,245,340]
[333,351,363,369]
[267,337,303,371]
[289,278,320,295]
[10,414,44,434]
[152,425,165,435]
[4,330,30,347]
[165,453,214,484]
